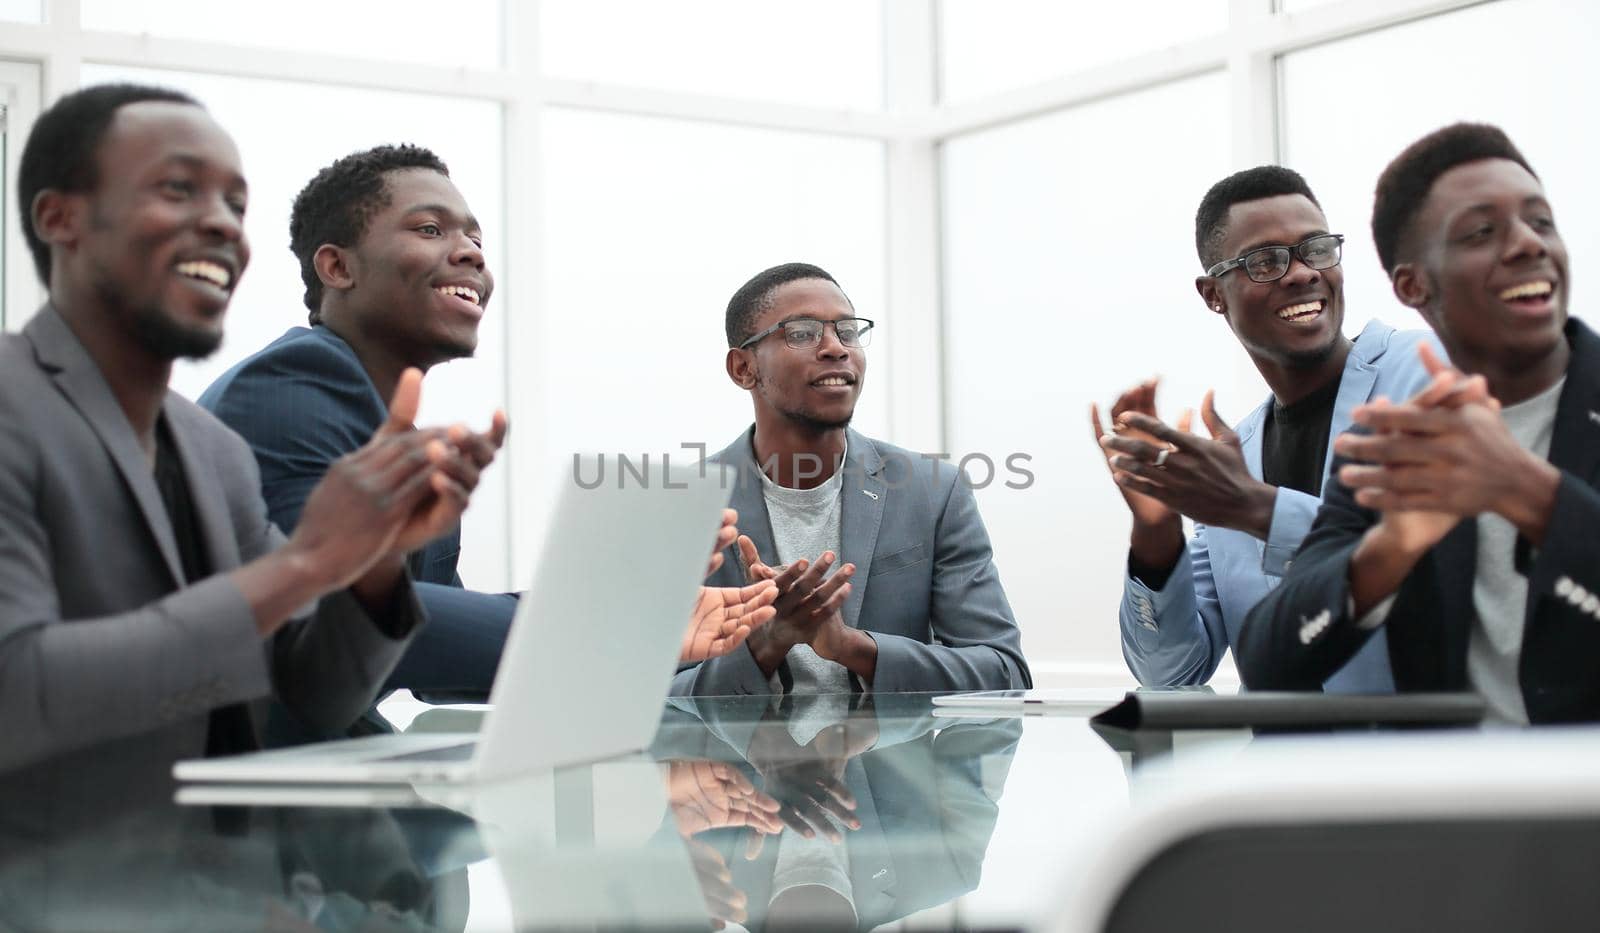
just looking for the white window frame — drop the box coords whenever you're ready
[0,0,1496,582]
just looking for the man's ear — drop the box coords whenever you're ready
[1391,262,1438,328]
[31,189,82,253]
[1195,276,1226,316]
[726,347,757,390]
[1391,262,1431,310]
[312,244,356,292]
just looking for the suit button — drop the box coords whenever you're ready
[1556,576,1575,598]
[1284,559,1294,573]
[1584,595,1599,615]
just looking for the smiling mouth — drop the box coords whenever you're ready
[1499,280,1555,306]
[175,260,232,290]
[435,284,481,306]
[813,376,855,388]
[1277,299,1324,323]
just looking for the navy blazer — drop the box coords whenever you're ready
[1238,318,1600,722]
[673,427,1031,696]
[200,325,461,583]
[200,325,517,704]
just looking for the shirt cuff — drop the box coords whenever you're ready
[1263,487,1317,577]
[1351,592,1397,631]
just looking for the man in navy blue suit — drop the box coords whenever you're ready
[202,145,775,731]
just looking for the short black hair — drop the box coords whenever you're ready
[1371,122,1537,274]
[725,262,847,347]
[1194,165,1322,270]
[290,144,450,323]
[19,83,201,284]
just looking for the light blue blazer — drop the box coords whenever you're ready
[1120,320,1440,691]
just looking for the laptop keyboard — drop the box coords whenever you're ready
[377,742,476,764]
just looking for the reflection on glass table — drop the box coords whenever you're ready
[0,692,1234,931]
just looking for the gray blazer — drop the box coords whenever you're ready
[0,306,421,819]
[671,427,1030,696]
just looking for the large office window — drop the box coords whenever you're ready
[539,0,883,110]
[937,0,1227,103]
[80,63,513,591]
[1281,0,1599,337]
[81,0,503,67]
[537,107,888,468]
[0,0,38,23]
[4,0,1582,684]
[942,73,1235,678]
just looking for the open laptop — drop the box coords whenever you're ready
[175,455,732,786]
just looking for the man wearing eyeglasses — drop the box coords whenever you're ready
[1094,166,1437,690]
[673,262,1030,697]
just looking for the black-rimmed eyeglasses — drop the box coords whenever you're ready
[1207,233,1344,283]
[739,317,875,350]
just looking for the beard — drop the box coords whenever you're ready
[757,372,855,433]
[782,407,853,433]
[1276,331,1343,370]
[96,281,225,361]
[136,305,223,360]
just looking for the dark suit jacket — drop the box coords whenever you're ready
[0,306,421,823]
[1237,318,1600,722]
[200,325,517,704]
[673,427,1031,696]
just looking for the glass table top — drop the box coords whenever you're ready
[0,692,1251,931]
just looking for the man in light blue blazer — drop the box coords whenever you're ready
[674,263,1030,697]
[1095,166,1438,691]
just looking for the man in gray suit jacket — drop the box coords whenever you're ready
[0,84,501,823]
[673,263,1030,696]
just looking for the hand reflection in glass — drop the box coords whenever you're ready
[743,712,878,858]
[667,758,785,837]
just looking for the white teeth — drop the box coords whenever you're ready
[436,285,481,305]
[1277,300,1323,320]
[1499,281,1554,300]
[816,377,849,387]
[175,260,230,288]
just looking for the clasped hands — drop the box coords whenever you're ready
[1332,344,1559,552]
[731,536,857,677]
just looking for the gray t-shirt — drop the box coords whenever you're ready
[1468,377,1564,725]
[760,449,852,697]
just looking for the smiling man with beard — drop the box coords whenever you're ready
[1094,166,1439,691]
[1238,124,1600,724]
[0,84,501,811]
[674,262,1030,697]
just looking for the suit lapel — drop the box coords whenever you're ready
[163,400,238,577]
[718,426,886,630]
[1545,319,1600,486]
[27,306,184,587]
[839,429,886,630]
[1519,320,1600,628]
[1329,351,1380,477]
[719,428,779,576]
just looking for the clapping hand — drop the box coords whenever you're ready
[682,509,779,662]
